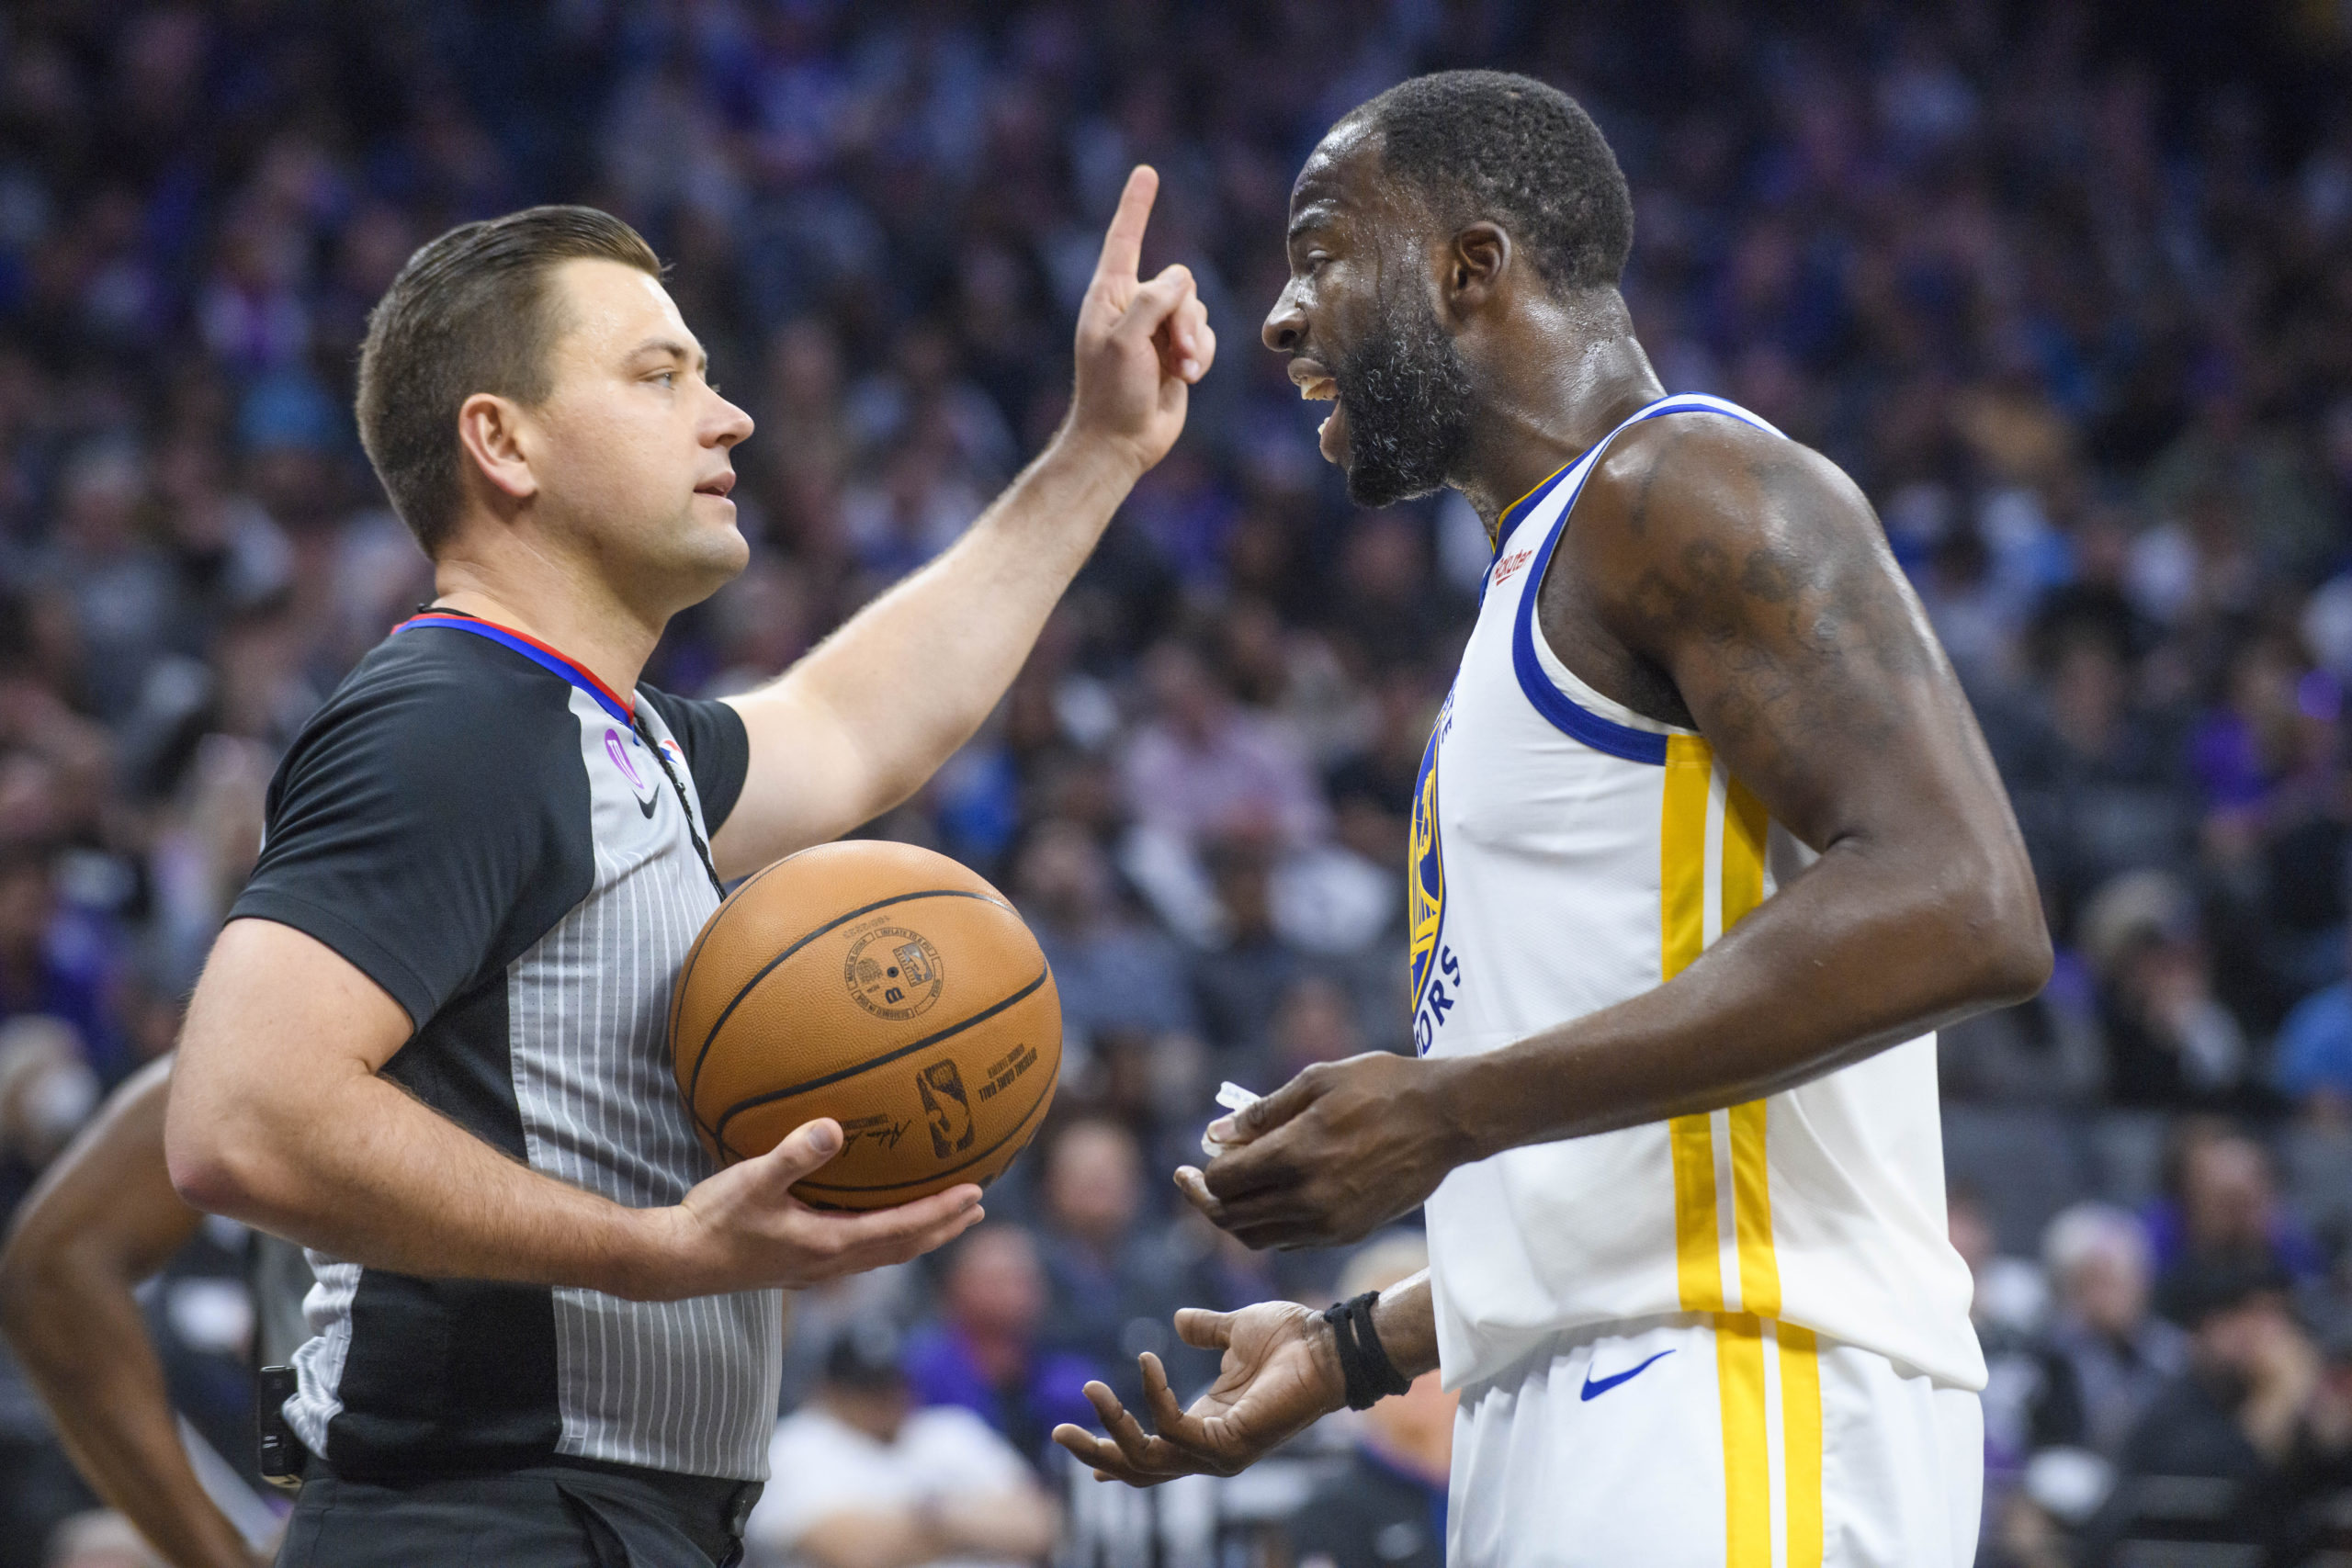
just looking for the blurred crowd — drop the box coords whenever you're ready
[2,0,2352,1563]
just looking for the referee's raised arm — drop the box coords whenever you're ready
[709,165,1215,875]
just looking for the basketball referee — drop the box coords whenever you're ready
[162,169,1211,1566]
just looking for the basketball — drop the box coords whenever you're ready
[668,840,1061,1210]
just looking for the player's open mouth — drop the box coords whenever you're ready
[1288,358,1344,463]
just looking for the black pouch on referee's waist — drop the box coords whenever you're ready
[255,1365,305,1488]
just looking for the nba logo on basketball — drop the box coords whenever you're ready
[916,1061,975,1157]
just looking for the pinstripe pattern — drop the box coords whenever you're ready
[503,689,782,1481]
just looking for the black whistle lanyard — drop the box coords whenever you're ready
[631,711,728,902]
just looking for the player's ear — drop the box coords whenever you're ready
[455,391,539,505]
[1444,221,1510,320]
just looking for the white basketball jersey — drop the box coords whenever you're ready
[1415,392,1984,1395]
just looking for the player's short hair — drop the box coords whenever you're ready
[1345,70,1634,294]
[356,206,662,556]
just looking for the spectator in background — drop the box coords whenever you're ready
[38,445,170,726]
[2273,926,2352,1122]
[1188,833,1304,1065]
[1288,1234,1452,1568]
[1012,821,1195,1045]
[1033,1118,1160,1396]
[746,1324,1057,1568]
[1325,670,1438,873]
[2079,1259,2329,1564]
[2080,871,2256,1111]
[1120,641,1328,852]
[2148,1125,2326,1316]
[0,850,123,1092]
[2031,1203,2189,1459]
[904,1226,1102,1470]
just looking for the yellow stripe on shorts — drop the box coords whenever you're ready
[1779,1323,1826,1568]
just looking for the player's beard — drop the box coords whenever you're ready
[1329,278,1476,508]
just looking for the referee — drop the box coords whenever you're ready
[163,170,1211,1566]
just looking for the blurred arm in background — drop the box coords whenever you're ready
[0,1056,261,1568]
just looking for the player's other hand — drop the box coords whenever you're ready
[1060,165,1216,480]
[1052,1301,1344,1486]
[1177,1052,1471,1249]
[633,1116,984,1298]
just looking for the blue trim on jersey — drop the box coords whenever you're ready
[393,614,636,726]
[1509,397,1779,766]
[1492,457,1579,558]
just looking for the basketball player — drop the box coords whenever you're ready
[1,1059,278,1568]
[162,170,1211,1563]
[1052,73,2050,1568]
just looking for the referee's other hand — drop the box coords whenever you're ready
[633,1118,983,1298]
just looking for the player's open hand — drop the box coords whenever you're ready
[1061,165,1216,479]
[639,1116,984,1299]
[1177,1052,1473,1249]
[1052,1301,1345,1486]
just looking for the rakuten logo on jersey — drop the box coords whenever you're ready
[1492,547,1534,587]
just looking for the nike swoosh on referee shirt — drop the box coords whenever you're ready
[1579,1348,1674,1401]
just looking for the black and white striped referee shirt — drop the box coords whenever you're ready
[231,611,780,1483]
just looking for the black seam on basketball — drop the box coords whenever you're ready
[672,857,791,1140]
[684,886,1012,1129]
[790,1061,1057,1196]
[710,965,1050,1150]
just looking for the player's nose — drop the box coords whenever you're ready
[1262,280,1307,354]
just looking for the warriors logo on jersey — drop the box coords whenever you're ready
[1409,690,1462,1055]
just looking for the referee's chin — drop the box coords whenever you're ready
[634,504,752,614]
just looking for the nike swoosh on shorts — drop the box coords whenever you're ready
[1579,1348,1674,1401]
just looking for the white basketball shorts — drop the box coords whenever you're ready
[1448,1313,1982,1568]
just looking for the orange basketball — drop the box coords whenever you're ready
[668,840,1060,1211]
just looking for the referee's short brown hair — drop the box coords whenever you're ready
[356,206,662,556]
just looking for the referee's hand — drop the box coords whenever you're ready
[640,1118,984,1298]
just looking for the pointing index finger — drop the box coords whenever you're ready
[1094,165,1159,286]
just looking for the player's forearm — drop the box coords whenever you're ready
[0,1254,254,1568]
[1367,1270,1440,1382]
[1442,836,2048,1157]
[172,1066,657,1299]
[747,434,1137,823]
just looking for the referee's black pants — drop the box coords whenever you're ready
[275,1456,763,1567]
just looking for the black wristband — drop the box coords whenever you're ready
[1321,1291,1413,1410]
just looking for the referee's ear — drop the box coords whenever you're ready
[455,389,541,512]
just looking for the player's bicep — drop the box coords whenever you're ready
[1599,434,1985,852]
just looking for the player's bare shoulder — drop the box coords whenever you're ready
[1544,409,1953,795]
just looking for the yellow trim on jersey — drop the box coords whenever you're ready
[1659,743,1824,1565]
[1671,1117,1725,1311]
[1662,735,1721,1311]
[1729,1100,1781,1318]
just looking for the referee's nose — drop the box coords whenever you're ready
[706,385,753,447]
